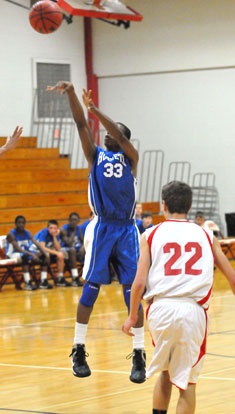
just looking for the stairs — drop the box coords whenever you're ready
[0,137,89,235]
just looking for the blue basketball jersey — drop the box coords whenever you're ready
[88,146,136,220]
[60,224,82,251]
[34,228,60,248]
[6,228,32,256]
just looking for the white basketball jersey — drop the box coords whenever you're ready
[143,220,214,309]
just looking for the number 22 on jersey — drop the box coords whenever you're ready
[163,242,202,276]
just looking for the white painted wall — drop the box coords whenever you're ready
[0,0,86,136]
[92,0,235,232]
[93,0,235,75]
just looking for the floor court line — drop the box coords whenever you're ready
[202,365,235,376]
[0,309,127,331]
[211,294,233,300]
[39,383,154,411]
[0,295,232,332]
[38,375,235,411]
[0,362,234,381]
[0,409,62,414]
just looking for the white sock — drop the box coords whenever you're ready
[71,268,78,278]
[23,272,30,283]
[58,272,63,279]
[40,271,47,281]
[74,322,88,345]
[131,327,145,350]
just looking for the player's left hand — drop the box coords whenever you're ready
[46,81,74,95]
[4,126,23,151]
[122,316,137,336]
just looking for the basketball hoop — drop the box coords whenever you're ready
[58,0,143,23]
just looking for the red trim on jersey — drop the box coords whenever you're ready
[170,380,184,390]
[147,223,163,254]
[146,299,153,320]
[197,285,213,307]
[201,227,215,262]
[145,300,155,347]
[193,309,208,367]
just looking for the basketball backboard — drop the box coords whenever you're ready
[57,0,143,21]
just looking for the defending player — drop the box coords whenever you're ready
[123,181,235,414]
[47,81,145,383]
[0,126,23,157]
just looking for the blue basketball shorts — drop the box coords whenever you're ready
[82,216,139,285]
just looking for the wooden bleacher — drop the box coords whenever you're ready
[0,136,165,234]
[141,201,165,225]
[0,136,89,235]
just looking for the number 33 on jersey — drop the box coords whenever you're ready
[88,147,136,220]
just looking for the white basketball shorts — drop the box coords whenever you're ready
[146,297,207,390]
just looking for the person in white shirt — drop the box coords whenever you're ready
[194,211,221,237]
[123,181,235,414]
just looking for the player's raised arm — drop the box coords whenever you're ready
[0,126,23,158]
[213,237,235,294]
[46,82,96,169]
[83,89,139,175]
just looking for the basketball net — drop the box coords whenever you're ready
[85,0,123,6]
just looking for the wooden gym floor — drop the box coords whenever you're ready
[0,265,234,414]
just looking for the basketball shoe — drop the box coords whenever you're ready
[56,277,72,287]
[39,279,53,289]
[70,344,91,377]
[72,277,83,287]
[24,280,37,291]
[128,349,146,383]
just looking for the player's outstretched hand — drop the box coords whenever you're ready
[46,81,74,95]
[122,316,137,337]
[4,126,23,152]
[82,89,95,112]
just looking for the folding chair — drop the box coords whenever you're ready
[219,238,235,261]
[0,236,23,291]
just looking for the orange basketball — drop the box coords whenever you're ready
[29,0,63,34]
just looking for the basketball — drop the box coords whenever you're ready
[29,0,63,34]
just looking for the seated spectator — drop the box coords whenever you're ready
[194,211,220,237]
[34,220,72,287]
[6,215,50,291]
[80,211,95,237]
[135,202,144,234]
[136,211,153,234]
[135,202,143,220]
[60,212,85,287]
[194,211,205,227]
[142,211,153,231]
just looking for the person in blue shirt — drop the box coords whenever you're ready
[80,211,95,237]
[141,211,154,232]
[47,82,145,383]
[34,219,72,288]
[60,212,85,286]
[6,215,49,290]
[135,202,144,234]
